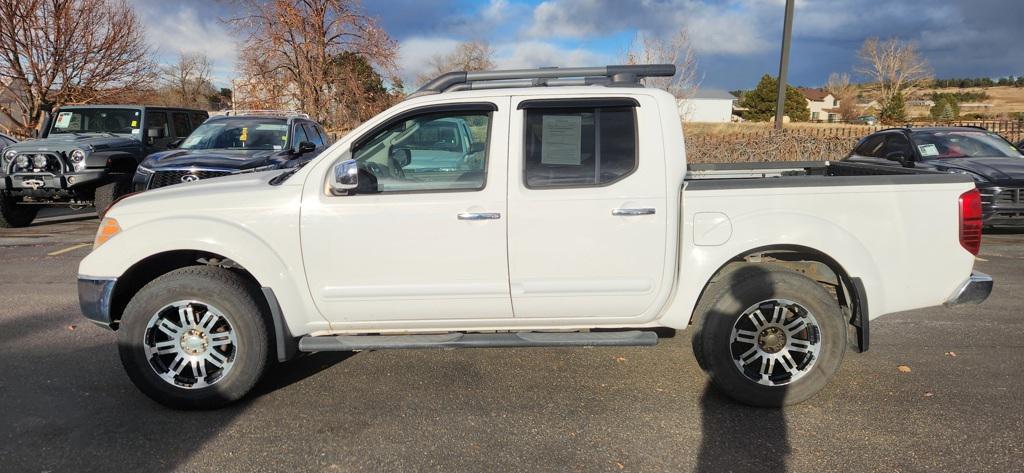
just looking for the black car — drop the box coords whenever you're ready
[1,105,208,227]
[133,111,329,191]
[0,132,16,149]
[845,126,1024,227]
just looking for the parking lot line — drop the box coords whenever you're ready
[47,243,91,256]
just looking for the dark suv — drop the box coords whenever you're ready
[845,126,1024,227]
[0,105,208,227]
[133,111,329,191]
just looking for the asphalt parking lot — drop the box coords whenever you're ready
[0,212,1022,472]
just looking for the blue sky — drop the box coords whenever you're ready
[134,0,1024,92]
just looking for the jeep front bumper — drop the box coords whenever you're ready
[1,171,107,192]
[78,276,117,329]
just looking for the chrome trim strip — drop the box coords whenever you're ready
[945,271,993,306]
[78,276,118,329]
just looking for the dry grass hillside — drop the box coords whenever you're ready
[908,86,1024,117]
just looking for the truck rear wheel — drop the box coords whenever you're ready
[0,193,38,228]
[117,266,271,409]
[94,175,131,219]
[692,264,846,407]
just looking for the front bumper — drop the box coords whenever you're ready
[78,276,117,329]
[945,271,993,306]
[2,171,107,192]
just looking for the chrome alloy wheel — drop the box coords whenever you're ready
[143,301,238,389]
[729,298,822,386]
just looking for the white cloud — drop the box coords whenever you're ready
[493,41,612,69]
[397,37,461,86]
[139,5,239,84]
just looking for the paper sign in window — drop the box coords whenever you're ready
[918,144,939,157]
[54,112,73,129]
[541,115,582,165]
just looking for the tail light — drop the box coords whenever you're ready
[959,189,983,255]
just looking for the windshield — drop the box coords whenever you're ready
[178,118,289,150]
[49,108,141,135]
[912,131,1023,159]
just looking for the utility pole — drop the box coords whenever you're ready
[774,0,795,130]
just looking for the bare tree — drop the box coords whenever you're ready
[623,28,698,99]
[0,0,156,136]
[416,40,496,86]
[160,52,215,109]
[228,0,398,129]
[854,37,932,104]
[824,72,858,120]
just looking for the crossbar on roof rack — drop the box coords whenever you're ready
[223,109,311,119]
[410,64,676,98]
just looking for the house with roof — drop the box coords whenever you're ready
[678,89,736,123]
[798,88,841,122]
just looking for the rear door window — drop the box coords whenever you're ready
[853,134,885,157]
[523,105,637,188]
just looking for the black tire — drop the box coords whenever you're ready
[117,266,271,409]
[0,192,38,228]
[692,264,846,407]
[93,174,131,219]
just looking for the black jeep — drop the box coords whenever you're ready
[133,111,329,191]
[0,105,208,227]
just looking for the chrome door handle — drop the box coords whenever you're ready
[458,212,501,220]
[612,208,656,216]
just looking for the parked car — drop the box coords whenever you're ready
[133,111,329,191]
[844,126,1024,227]
[852,115,877,126]
[0,132,16,149]
[78,64,990,410]
[0,105,208,227]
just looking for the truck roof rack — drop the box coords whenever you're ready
[410,64,676,98]
[221,110,311,119]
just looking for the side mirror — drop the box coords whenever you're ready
[469,142,486,154]
[330,159,359,196]
[297,141,316,154]
[147,127,165,139]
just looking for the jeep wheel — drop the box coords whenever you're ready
[692,264,846,407]
[0,193,38,228]
[94,175,132,218]
[118,266,271,409]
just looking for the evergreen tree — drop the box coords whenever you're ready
[880,93,907,123]
[737,74,810,122]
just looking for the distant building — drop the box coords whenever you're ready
[798,88,841,122]
[678,89,735,123]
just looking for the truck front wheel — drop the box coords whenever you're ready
[117,266,271,409]
[0,193,38,228]
[692,264,846,407]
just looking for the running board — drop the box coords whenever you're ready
[298,330,659,352]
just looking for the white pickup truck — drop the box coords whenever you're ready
[78,65,992,409]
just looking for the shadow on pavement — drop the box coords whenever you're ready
[0,309,352,471]
[693,264,790,473]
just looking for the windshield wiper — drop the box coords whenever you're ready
[269,160,311,186]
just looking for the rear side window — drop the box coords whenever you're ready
[523,106,637,188]
[171,112,192,137]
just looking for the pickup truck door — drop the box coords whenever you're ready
[301,99,513,322]
[506,96,671,319]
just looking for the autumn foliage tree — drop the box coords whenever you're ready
[229,0,399,129]
[0,0,156,136]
